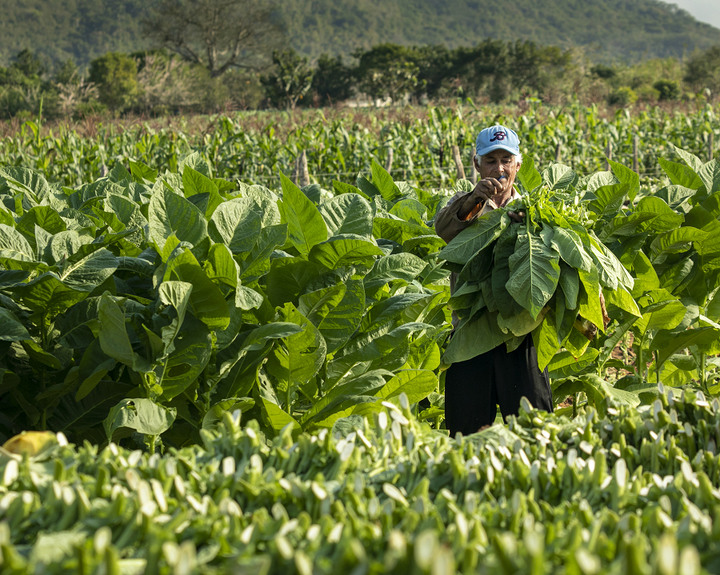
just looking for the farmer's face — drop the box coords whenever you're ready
[474,150,521,190]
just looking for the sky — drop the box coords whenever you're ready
[667,0,720,29]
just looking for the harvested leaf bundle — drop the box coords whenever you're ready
[439,185,638,369]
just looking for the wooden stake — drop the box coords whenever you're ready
[297,150,310,187]
[605,141,612,171]
[709,132,715,161]
[555,143,562,163]
[385,148,394,173]
[633,135,639,174]
[451,145,465,180]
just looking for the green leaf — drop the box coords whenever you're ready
[439,209,508,264]
[104,398,177,440]
[59,248,118,292]
[0,308,31,341]
[0,223,35,264]
[604,286,641,317]
[308,235,383,270]
[210,196,280,254]
[319,193,374,237]
[279,172,328,256]
[149,187,208,252]
[156,316,213,400]
[164,248,230,330]
[652,327,720,368]
[609,159,640,202]
[364,253,428,294]
[98,294,150,371]
[443,311,508,364]
[265,303,327,404]
[517,155,542,191]
[506,230,560,320]
[547,348,600,378]
[261,398,301,434]
[698,159,720,196]
[658,158,703,189]
[371,159,403,202]
[542,163,577,190]
[542,226,593,271]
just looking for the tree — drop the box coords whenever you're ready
[261,49,314,109]
[143,0,283,78]
[355,44,420,104]
[684,46,720,97]
[311,55,354,105]
[88,53,139,112]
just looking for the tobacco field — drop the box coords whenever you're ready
[1,103,720,573]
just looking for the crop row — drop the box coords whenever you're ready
[1,389,717,574]
[2,103,718,188]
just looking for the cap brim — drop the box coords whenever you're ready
[476,143,519,156]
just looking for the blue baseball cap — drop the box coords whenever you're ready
[475,125,520,157]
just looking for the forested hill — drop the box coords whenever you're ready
[2,0,719,69]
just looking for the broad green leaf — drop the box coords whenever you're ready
[10,273,87,316]
[204,243,238,289]
[279,172,328,256]
[634,197,684,232]
[439,209,508,264]
[604,286,641,317]
[698,159,720,196]
[164,248,230,330]
[542,226,593,271]
[319,193,374,237]
[589,183,630,218]
[149,187,208,252]
[542,163,577,190]
[506,230,560,320]
[376,369,437,404]
[0,223,35,263]
[658,158,703,189]
[371,159,402,202]
[45,230,93,265]
[98,294,150,371]
[158,280,193,354]
[390,198,427,225]
[75,340,115,401]
[298,283,347,327]
[364,253,428,294]
[261,398,301,433]
[156,317,213,400]
[104,398,176,440]
[265,303,327,403]
[129,159,158,183]
[443,311,508,364]
[609,159,640,202]
[578,267,604,330]
[308,235,383,270]
[517,155,542,191]
[300,370,389,426]
[634,290,686,333]
[558,263,580,310]
[671,144,704,173]
[16,206,66,240]
[650,227,706,258]
[0,308,30,341]
[0,166,54,203]
[547,348,600,378]
[59,248,118,292]
[316,279,365,354]
[373,217,434,245]
[210,196,280,254]
[265,258,327,307]
[653,326,720,368]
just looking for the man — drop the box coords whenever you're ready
[434,125,553,436]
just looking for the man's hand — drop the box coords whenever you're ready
[507,210,525,223]
[458,177,506,219]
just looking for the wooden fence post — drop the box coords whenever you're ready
[633,135,639,174]
[295,150,310,187]
[555,143,562,163]
[451,145,465,180]
[385,148,394,173]
[605,141,612,171]
[709,133,715,161]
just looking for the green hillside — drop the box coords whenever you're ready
[1,0,719,69]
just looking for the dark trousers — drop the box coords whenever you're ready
[444,336,553,436]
